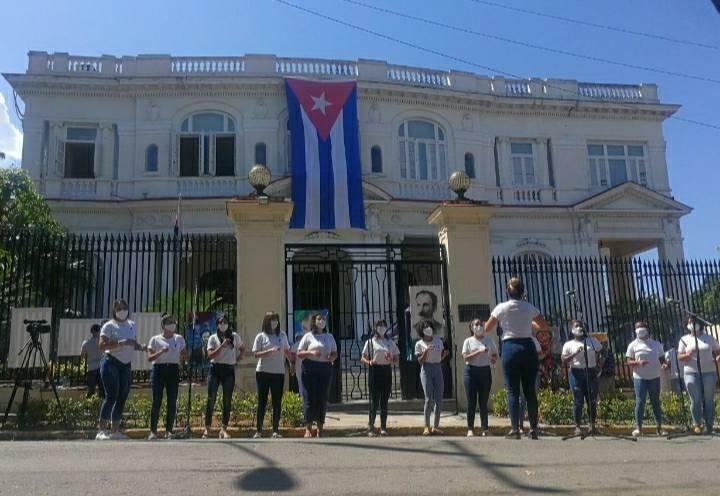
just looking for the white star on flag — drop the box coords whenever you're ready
[310,92,332,115]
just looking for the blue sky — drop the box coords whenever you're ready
[1,0,718,259]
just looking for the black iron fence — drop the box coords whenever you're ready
[0,230,236,386]
[492,256,720,387]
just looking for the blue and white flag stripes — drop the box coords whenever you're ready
[285,78,365,230]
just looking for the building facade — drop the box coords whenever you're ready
[5,51,690,259]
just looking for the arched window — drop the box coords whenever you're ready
[398,120,447,180]
[178,112,236,177]
[145,144,159,173]
[255,142,267,166]
[371,145,383,173]
[464,152,475,179]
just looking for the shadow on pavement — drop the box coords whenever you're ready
[230,442,299,492]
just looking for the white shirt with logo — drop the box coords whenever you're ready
[462,335,497,367]
[362,337,400,366]
[100,319,137,365]
[415,336,444,364]
[490,300,540,340]
[298,332,337,363]
[252,331,290,374]
[626,338,664,380]
[148,333,186,365]
[207,332,244,365]
[562,337,602,369]
[678,333,720,376]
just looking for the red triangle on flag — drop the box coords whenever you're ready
[286,79,356,141]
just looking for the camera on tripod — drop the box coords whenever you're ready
[24,319,51,344]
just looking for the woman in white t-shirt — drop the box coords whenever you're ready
[146,314,186,440]
[297,313,338,438]
[625,321,668,437]
[462,319,498,437]
[252,311,291,439]
[678,318,720,434]
[415,320,449,436]
[203,316,245,439]
[290,330,307,400]
[561,320,602,436]
[96,299,147,441]
[485,277,550,440]
[361,319,400,437]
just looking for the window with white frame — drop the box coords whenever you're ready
[398,120,447,181]
[510,142,535,186]
[64,127,97,179]
[178,112,236,177]
[145,144,159,173]
[587,143,647,188]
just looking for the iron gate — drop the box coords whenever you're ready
[285,243,454,403]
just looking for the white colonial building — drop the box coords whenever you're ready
[5,51,690,260]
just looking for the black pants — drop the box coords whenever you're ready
[150,364,180,433]
[206,363,235,427]
[464,364,492,430]
[256,371,284,432]
[302,360,333,425]
[369,365,392,430]
[86,368,105,399]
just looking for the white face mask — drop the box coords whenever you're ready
[218,323,229,332]
[164,324,177,333]
[635,327,649,339]
[316,320,326,330]
[687,322,702,334]
[571,327,584,337]
[270,320,279,330]
[472,325,484,336]
[376,326,386,336]
[423,327,433,338]
[115,309,129,321]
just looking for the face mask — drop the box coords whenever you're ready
[164,324,177,333]
[423,327,433,338]
[270,320,279,330]
[218,323,229,332]
[472,325,484,336]
[316,320,326,330]
[376,326,386,335]
[635,327,649,339]
[571,327,584,337]
[116,310,129,321]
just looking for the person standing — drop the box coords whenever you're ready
[96,299,147,441]
[415,320,449,436]
[252,311,291,439]
[626,322,668,437]
[146,315,186,440]
[461,319,497,437]
[561,321,602,436]
[485,277,550,440]
[203,316,245,440]
[678,318,720,434]
[297,313,338,438]
[361,319,400,437]
[665,338,685,397]
[81,324,104,399]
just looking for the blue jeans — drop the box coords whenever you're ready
[205,363,235,427]
[502,338,539,431]
[302,360,333,425]
[150,364,180,433]
[685,372,717,431]
[463,365,492,430]
[518,375,540,426]
[568,367,598,426]
[633,377,662,429]
[99,356,132,424]
[420,363,444,428]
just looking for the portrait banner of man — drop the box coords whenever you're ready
[409,286,446,339]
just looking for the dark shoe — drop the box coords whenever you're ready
[530,430,539,440]
[505,430,521,440]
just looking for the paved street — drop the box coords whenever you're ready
[1,436,719,495]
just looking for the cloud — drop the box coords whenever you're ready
[0,92,23,166]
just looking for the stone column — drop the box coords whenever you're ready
[427,202,498,411]
[225,198,293,393]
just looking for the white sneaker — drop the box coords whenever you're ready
[631,429,641,438]
[110,431,128,440]
[271,432,283,439]
[95,431,111,441]
[379,430,389,437]
[147,432,158,441]
[253,431,262,439]
[368,430,377,437]
[166,432,179,440]
[467,430,475,437]
[219,429,231,440]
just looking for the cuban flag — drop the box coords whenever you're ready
[285,79,365,230]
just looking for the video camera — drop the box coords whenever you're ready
[24,319,52,344]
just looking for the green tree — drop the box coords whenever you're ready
[0,168,61,237]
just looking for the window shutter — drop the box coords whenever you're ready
[55,137,66,176]
[172,133,179,176]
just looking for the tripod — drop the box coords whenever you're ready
[668,306,720,440]
[2,332,65,428]
[666,334,693,439]
[562,293,635,442]
[181,283,200,439]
